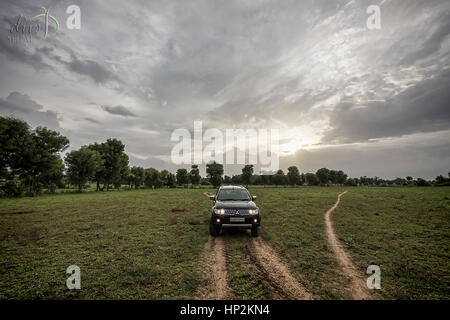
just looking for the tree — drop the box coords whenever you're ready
[130,166,145,189]
[167,172,176,188]
[434,174,450,186]
[200,177,211,185]
[41,157,65,192]
[329,170,347,185]
[176,168,189,185]
[144,168,160,188]
[394,177,407,186]
[0,117,30,178]
[272,169,287,186]
[65,147,103,192]
[87,142,106,191]
[159,170,170,187]
[316,168,330,185]
[335,170,347,184]
[10,126,69,195]
[89,139,129,191]
[224,175,231,184]
[305,173,319,185]
[242,165,254,187]
[345,178,358,186]
[300,173,306,185]
[231,174,243,185]
[189,165,201,186]
[416,178,431,187]
[251,174,262,185]
[261,174,271,185]
[287,166,301,186]
[206,161,223,188]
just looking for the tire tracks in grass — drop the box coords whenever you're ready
[198,190,308,300]
[324,191,371,300]
[195,235,232,300]
[196,191,232,299]
[246,234,313,300]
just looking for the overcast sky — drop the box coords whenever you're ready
[0,0,449,179]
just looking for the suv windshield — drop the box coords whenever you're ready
[217,189,251,201]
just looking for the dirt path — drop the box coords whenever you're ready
[247,236,312,300]
[324,191,371,300]
[195,236,232,299]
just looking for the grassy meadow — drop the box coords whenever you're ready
[0,186,448,299]
[0,189,211,299]
[332,187,450,299]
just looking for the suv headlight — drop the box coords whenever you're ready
[215,208,225,215]
[248,209,258,215]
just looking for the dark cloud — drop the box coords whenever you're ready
[101,104,137,117]
[0,91,43,113]
[0,91,61,131]
[65,58,119,85]
[323,69,450,143]
[83,117,101,124]
[400,10,450,66]
[0,0,449,178]
[0,27,53,71]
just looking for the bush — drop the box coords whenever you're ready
[416,178,431,187]
[1,181,24,197]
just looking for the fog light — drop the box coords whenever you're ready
[216,218,221,223]
[253,218,258,223]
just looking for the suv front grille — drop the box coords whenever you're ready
[224,208,250,215]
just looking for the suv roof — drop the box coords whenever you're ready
[219,185,246,190]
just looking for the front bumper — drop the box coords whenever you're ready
[212,214,261,227]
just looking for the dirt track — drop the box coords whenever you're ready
[197,190,372,299]
[324,191,371,300]
[198,191,311,300]
[195,236,231,300]
[246,236,312,299]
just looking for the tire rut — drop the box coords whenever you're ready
[195,236,232,300]
[246,235,312,300]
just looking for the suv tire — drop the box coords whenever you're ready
[251,225,259,237]
[209,220,220,236]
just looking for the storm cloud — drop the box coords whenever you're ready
[101,105,137,117]
[0,0,449,178]
[0,91,62,131]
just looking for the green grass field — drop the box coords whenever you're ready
[0,189,211,299]
[0,187,449,299]
[332,187,450,299]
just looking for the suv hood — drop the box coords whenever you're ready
[215,201,257,209]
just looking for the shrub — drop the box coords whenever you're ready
[1,181,24,197]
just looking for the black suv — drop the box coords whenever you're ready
[209,186,261,237]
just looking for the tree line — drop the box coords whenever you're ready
[210,163,450,188]
[1,116,449,197]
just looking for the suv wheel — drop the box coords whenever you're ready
[209,220,220,236]
[251,225,259,237]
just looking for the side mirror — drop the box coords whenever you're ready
[252,196,257,201]
[209,195,216,201]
